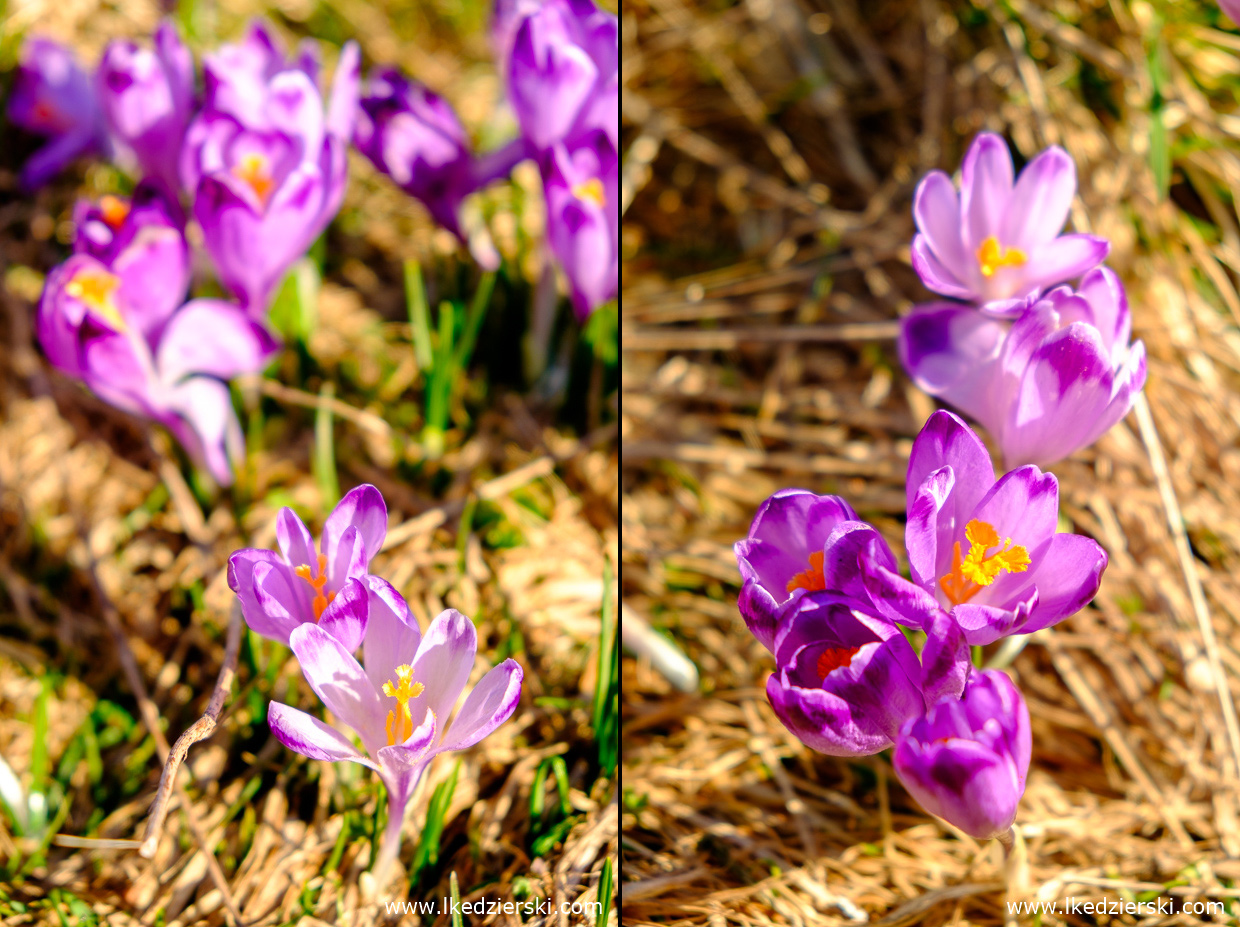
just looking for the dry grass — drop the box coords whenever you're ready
[0,2,618,925]
[621,0,1240,923]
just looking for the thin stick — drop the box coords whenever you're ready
[1133,393,1240,779]
[139,601,244,859]
[622,321,901,352]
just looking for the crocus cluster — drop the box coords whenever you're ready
[21,20,364,484]
[736,410,1107,841]
[352,0,618,320]
[900,132,1147,468]
[228,485,523,880]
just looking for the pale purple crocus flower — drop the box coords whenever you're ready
[267,584,523,881]
[912,133,1109,314]
[7,37,110,190]
[182,33,359,312]
[97,21,195,194]
[37,188,278,485]
[73,181,182,263]
[893,669,1031,841]
[201,19,322,130]
[504,0,618,150]
[734,489,899,653]
[899,267,1147,467]
[765,594,969,757]
[544,128,618,319]
[227,484,388,646]
[1221,0,1240,24]
[862,410,1108,646]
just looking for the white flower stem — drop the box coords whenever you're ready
[372,788,407,890]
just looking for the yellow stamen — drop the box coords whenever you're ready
[382,664,425,745]
[939,519,1030,606]
[99,195,130,230]
[293,553,336,621]
[786,550,826,594]
[232,153,275,205]
[975,236,1027,278]
[572,178,606,207]
[65,269,125,332]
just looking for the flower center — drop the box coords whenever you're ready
[975,236,1027,278]
[572,178,606,207]
[65,268,125,331]
[382,664,425,745]
[293,552,336,621]
[99,195,130,230]
[817,645,860,680]
[232,153,275,205]
[939,519,1031,606]
[786,550,826,594]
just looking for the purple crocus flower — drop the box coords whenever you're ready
[267,588,522,880]
[899,267,1147,467]
[201,20,321,130]
[766,594,969,757]
[7,37,110,190]
[911,133,1109,314]
[734,489,899,653]
[182,34,359,312]
[72,181,183,264]
[862,410,1108,646]
[227,484,388,646]
[37,190,278,485]
[504,0,618,150]
[1222,0,1240,24]
[544,128,618,319]
[96,21,195,194]
[893,669,1031,841]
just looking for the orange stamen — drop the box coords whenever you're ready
[382,664,425,745]
[817,645,860,680]
[293,553,335,621]
[99,195,130,230]
[975,236,1027,278]
[786,550,827,594]
[232,153,275,205]
[939,519,1031,606]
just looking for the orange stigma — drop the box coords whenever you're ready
[99,195,130,230]
[939,519,1030,606]
[975,236,1027,278]
[786,550,827,594]
[65,268,125,331]
[572,178,606,207]
[817,645,860,680]
[382,664,425,745]
[232,153,275,205]
[294,553,336,621]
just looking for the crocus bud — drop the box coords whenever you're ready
[505,0,618,150]
[893,669,1031,840]
[543,129,619,319]
[911,132,1109,315]
[97,21,195,193]
[898,268,1147,468]
[354,68,476,237]
[7,37,109,189]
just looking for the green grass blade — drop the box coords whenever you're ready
[314,381,340,505]
[598,855,614,926]
[593,558,618,774]
[410,761,460,886]
[404,259,434,371]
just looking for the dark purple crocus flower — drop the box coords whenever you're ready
[38,189,278,485]
[544,129,618,319]
[7,37,110,190]
[863,410,1108,646]
[734,489,899,653]
[899,267,1147,468]
[181,38,360,312]
[227,484,389,647]
[72,181,183,264]
[893,669,1031,840]
[504,0,618,150]
[766,595,969,757]
[96,21,195,193]
[911,132,1109,315]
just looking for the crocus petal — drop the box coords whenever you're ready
[322,484,388,566]
[1000,146,1075,251]
[436,659,524,753]
[968,465,1060,566]
[362,576,422,697]
[919,611,970,704]
[377,709,438,765]
[410,609,478,735]
[161,376,244,486]
[228,548,285,636]
[289,624,386,756]
[268,701,377,768]
[1019,533,1107,634]
[898,303,1007,433]
[251,559,308,642]
[959,133,1014,252]
[950,587,1039,646]
[326,524,368,592]
[766,673,895,757]
[910,236,976,301]
[912,171,969,282]
[326,41,361,143]
[860,560,945,631]
[156,299,280,384]
[276,507,316,571]
[316,576,370,653]
[905,466,955,589]
[1024,233,1110,291]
